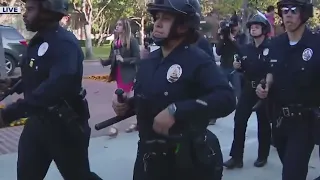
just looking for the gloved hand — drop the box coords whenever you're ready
[0,78,11,92]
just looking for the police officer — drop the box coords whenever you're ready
[256,0,317,179]
[195,34,219,125]
[0,0,101,179]
[223,14,272,169]
[112,0,236,179]
[196,34,214,58]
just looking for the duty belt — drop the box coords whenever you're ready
[280,104,319,117]
[246,80,258,88]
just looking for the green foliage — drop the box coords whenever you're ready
[308,8,320,28]
[73,0,320,40]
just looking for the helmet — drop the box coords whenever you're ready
[246,14,271,35]
[277,0,313,21]
[22,0,69,16]
[147,0,201,45]
[147,0,201,30]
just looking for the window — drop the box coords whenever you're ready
[0,28,24,40]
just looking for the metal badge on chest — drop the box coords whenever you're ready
[302,48,313,61]
[166,64,182,83]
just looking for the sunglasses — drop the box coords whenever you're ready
[281,6,300,15]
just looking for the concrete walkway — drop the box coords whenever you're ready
[0,112,319,180]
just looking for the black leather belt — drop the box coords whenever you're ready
[246,81,258,88]
[280,104,320,117]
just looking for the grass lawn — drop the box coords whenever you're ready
[81,45,111,60]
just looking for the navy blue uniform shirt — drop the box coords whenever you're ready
[134,43,236,138]
[268,28,320,105]
[3,25,84,122]
[238,39,271,81]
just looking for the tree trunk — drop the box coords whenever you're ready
[241,0,250,43]
[84,24,94,59]
[139,16,145,45]
[97,21,108,46]
[82,0,93,59]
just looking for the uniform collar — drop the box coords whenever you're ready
[252,38,269,49]
[29,24,61,46]
[156,42,191,60]
[284,27,313,47]
[36,24,61,38]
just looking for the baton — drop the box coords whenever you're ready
[252,79,266,110]
[94,111,135,130]
[94,88,135,130]
[0,79,22,102]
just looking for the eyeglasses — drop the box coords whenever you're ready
[281,6,299,15]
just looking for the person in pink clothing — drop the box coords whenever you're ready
[100,18,140,136]
[265,5,276,37]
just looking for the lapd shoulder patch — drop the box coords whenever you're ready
[38,42,49,56]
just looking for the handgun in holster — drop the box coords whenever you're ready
[48,88,89,123]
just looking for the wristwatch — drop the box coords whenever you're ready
[167,103,177,116]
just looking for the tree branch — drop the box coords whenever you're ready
[92,3,109,24]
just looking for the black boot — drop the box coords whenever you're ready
[253,158,267,167]
[223,157,243,169]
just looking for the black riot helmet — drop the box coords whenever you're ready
[277,0,313,23]
[22,0,69,16]
[147,0,201,45]
[246,14,271,36]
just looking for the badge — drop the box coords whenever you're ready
[263,48,269,56]
[302,48,313,61]
[38,42,49,56]
[166,64,182,83]
[29,58,35,67]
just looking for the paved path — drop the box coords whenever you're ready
[0,112,320,180]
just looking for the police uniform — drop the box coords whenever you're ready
[224,14,272,169]
[0,1,100,179]
[133,42,235,180]
[132,1,236,179]
[267,0,318,179]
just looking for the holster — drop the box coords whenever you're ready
[140,134,217,179]
[191,134,216,166]
[48,88,89,121]
[139,140,174,180]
